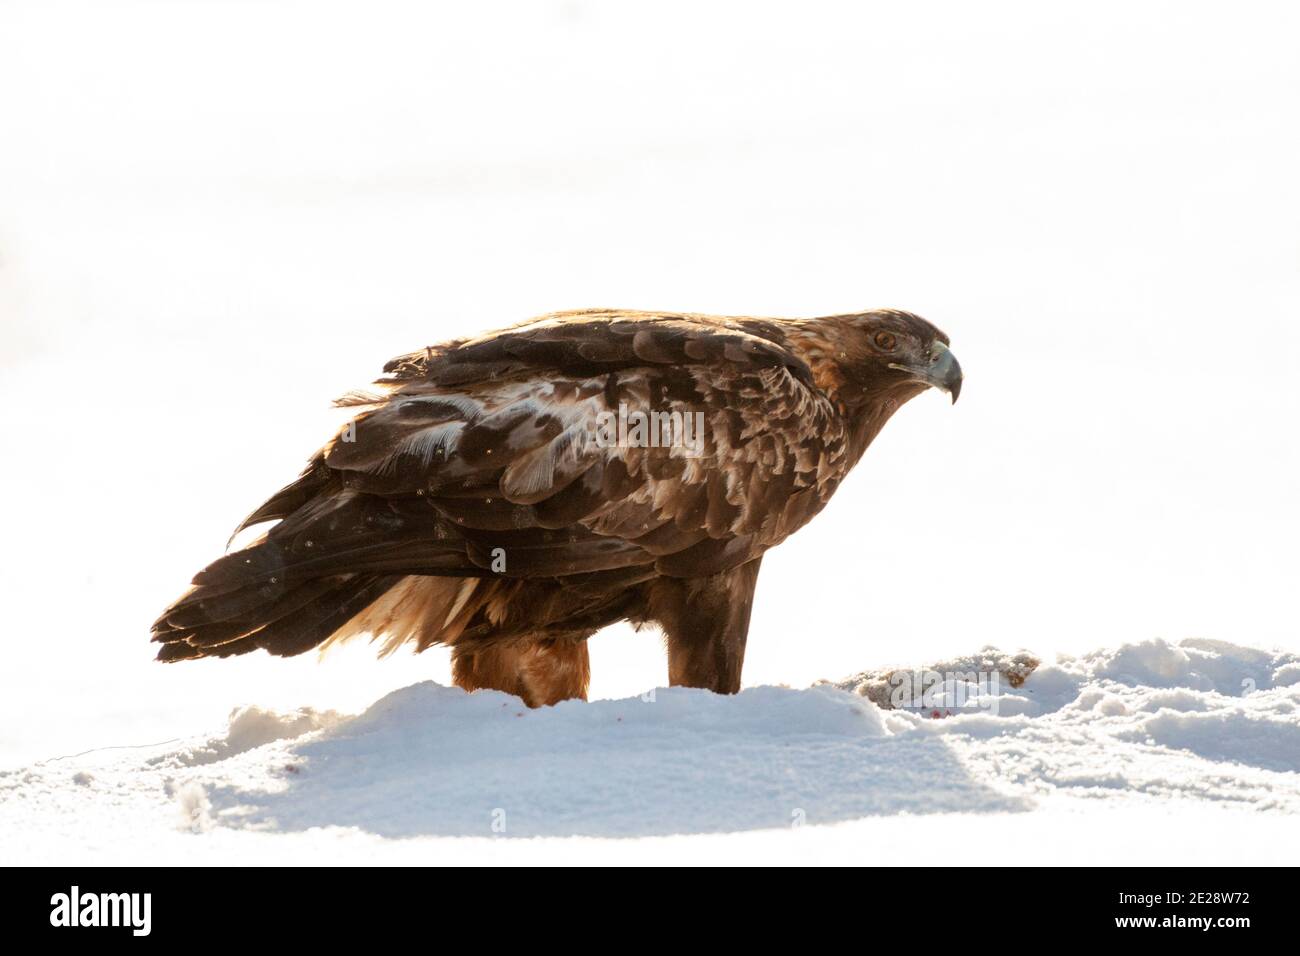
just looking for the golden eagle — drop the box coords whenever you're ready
[152,309,962,705]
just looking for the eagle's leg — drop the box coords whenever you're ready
[653,558,763,694]
[451,637,591,708]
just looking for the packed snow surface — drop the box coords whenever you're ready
[4,638,1299,864]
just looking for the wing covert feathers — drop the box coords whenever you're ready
[155,309,857,661]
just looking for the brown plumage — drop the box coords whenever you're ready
[152,308,962,705]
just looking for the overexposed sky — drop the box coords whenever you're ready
[1,0,1297,764]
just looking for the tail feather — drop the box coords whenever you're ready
[153,474,483,661]
[153,573,401,661]
[160,575,338,633]
[252,574,403,658]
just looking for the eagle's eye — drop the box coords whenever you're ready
[873,331,897,351]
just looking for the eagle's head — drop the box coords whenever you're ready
[791,308,963,410]
[851,308,962,404]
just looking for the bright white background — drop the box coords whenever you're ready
[1,0,1296,766]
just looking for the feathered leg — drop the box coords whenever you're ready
[452,637,591,708]
[651,558,763,694]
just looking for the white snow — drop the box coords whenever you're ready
[4,637,1298,864]
[2,2,1298,862]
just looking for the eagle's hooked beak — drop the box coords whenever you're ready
[889,341,963,404]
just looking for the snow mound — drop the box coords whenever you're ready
[179,683,1023,837]
[2,637,1298,858]
[830,637,1300,803]
[153,706,342,768]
